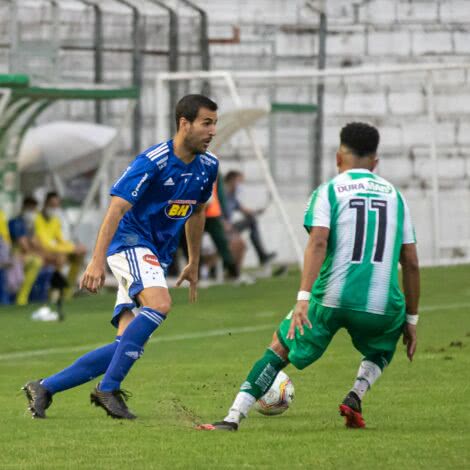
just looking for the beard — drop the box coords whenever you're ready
[183,134,205,155]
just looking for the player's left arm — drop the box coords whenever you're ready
[287,227,329,339]
[176,202,206,303]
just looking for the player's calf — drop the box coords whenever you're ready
[197,343,288,431]
[339,360,382,429]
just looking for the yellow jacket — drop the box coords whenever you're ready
[0,210,11,246]
[34,213,75,254]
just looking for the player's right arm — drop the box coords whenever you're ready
[80,196,131,293]
[287,226,329,340]
[400,242,420,361]
[287,184,331,340]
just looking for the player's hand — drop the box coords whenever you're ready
[402,323,417,361]
[79,260,106,294]
[176,263,198,303]
[287,300,312,340]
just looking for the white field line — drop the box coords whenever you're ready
[1,301,469,362]
[0,324,275,362]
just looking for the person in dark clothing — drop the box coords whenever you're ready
[223,171,275,266]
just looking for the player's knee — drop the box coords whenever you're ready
[270,332,289,362]
[145,299,172,315]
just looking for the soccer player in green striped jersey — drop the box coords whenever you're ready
[198,122,420,431]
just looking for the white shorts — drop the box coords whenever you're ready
[107,246,167,327]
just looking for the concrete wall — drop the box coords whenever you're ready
[2,0,470,264]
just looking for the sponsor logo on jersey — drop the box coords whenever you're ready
[165,200,195,219]
[366,180,392,194]
[336,180,392,194]
[156,155,169,170]
[164,177,175,186]
[132,172,149,197]
[200,154,217,166]
[143,254,160,266]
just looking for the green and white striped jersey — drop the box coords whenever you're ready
[304,169,416,316]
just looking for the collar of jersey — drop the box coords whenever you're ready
[168,139,198,168]
[347,168,372,173]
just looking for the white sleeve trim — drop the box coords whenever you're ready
[311,185,331,228]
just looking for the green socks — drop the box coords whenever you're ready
[240,348,288,399]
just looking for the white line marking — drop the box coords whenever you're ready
[420,302,470,312]
[0,324,275,361]
[1,301,469,362]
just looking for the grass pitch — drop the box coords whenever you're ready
[0,266,469,469]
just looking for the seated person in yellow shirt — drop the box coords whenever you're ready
[34,191,87,301]
[0,209,12,268]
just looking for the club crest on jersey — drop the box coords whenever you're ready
[165,200,195,220]
[143,254,160,266]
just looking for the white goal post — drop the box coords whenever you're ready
[155,63,470,267]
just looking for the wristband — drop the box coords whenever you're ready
[297,291,311,301]
[406,314,419,325]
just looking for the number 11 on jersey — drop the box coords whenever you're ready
[349,198,388,264]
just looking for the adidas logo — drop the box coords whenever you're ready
[164,177,175,186]
[125,351,141,360]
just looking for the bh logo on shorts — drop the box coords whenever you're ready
[165,200,195,220]
[143,254,160,267]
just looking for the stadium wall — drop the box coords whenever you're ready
[2,0,470,265]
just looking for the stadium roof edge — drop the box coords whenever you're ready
[0,74,29,87]
[11,85,139,100]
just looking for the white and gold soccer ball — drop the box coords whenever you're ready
[254,371,295,416]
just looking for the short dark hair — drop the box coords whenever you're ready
[45,191,59,205]
[224,170,243,183]
[175,94,218,130]
[340,122,380,157]
[22,195,38,209]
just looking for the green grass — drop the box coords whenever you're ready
[0,266,469,469]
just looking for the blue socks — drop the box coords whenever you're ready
[42,336,122,394]
[99,308,166,392]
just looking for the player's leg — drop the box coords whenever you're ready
[198,332,288,431]
[22,309,133,419]
[23,250,140,419]
[91,248,170,419]
[340,310,404,428]
[97,286,170,392]
[199,302,338,431]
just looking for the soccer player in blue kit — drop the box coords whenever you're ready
[23,94,219,419]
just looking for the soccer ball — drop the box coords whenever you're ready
[254,371,294,416]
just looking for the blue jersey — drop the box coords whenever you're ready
[108,139,219,270]
[9,216,27,243]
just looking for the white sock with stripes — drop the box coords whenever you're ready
[352,360,382,400]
